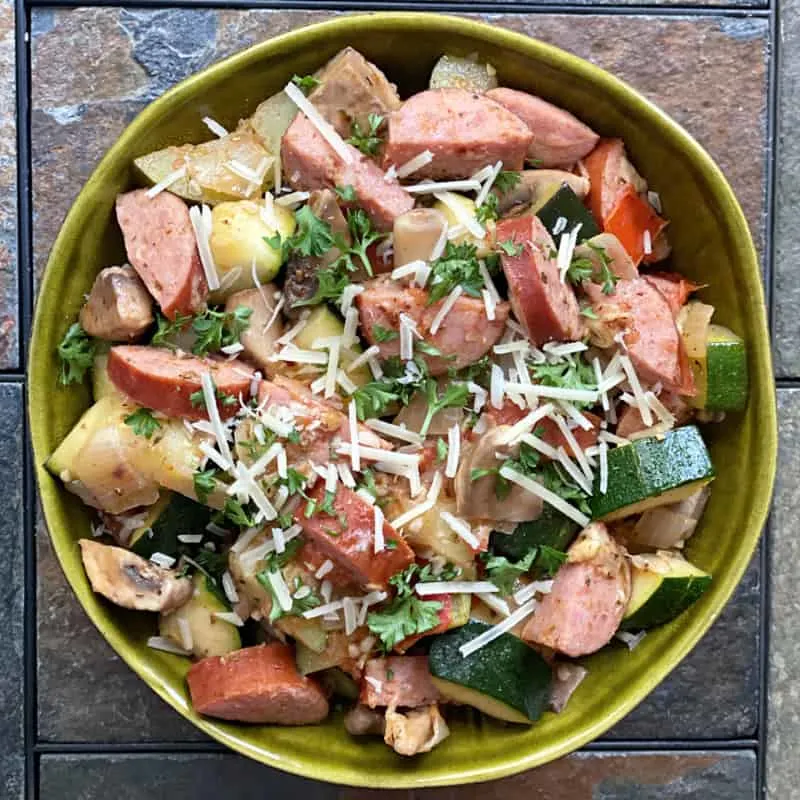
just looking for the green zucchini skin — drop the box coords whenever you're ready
[536,183,601,243]
[705,328,748,412]
[428,621,552,724]
[130,493,214,559]
[589,426,715,521]
[621,573,711,630]
[490,506,579,564]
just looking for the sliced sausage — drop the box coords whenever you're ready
[496,216,584,345]
[360,656,441,709]
[107,345,254,420]
[115,189,207,320]
[309,46,402,138]
[281,114,413,232]
[356,281,509,375]
[643,272,700,317]
[484,401,602,459]
[186,642,330,725]
[79,265,154,341]
[224,287,283,375]
[584,278,694,394]
[293,484,415,591]
[582,138,648,224]
[257,376,388,468]
[522,522,631,657]
[79,539,191,612]
[383,88,533,180]
[616,391,692,438]
[486,88,599,168]
[338,155,415,232]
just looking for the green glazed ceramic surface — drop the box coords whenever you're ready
[28,13,776,788]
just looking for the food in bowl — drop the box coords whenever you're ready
[47,46,748,756]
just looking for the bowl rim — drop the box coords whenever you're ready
[28,10,777,788]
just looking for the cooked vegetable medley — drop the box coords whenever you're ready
[49,48,748,754]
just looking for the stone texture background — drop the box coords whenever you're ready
[7,3,788,799]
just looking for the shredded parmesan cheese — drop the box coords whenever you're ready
[188,205,220,290]
[284,82,354,163]
[416,581,497,596]
[440,512,480,549]
[406,179,482,194]
[145,166,187,199]
[499,465,591,527]
[202,116,228,138]
[459,600,538,658]
[373,504,385,553]
[429,286,463,335]
[434,191,485,239]
[395,150,434,178]
[348,401,360,472]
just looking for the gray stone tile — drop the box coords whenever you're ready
[0,0,18,369]
[775,0,800,376]
[604,550,760,740]
[32,7,767,746]
[38,751,757,799]
[0,385,25,800]
[36,521,206,742]
[32,10,768,286]
[766,389,800,799]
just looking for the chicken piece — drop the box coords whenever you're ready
[79,539,191,612]
[79,265,154,341]
[384,704,450,756]
[455,426,544,523]
[309,47,402,138]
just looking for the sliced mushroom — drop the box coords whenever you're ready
[79,265,154,341]
[494,170,590,216]
[79,539,192,612]
[394,379,463,435]
[225,286,284,375]
[392,208,448,268]
[549,662,588,713]
[455,425,544,523]
[344,704,386,737]
[384,704,450,756]
[309,189,350,267]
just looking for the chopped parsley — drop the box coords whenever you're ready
[291,74,320,95]
[496,238,524,257]
[123,408,162,439]
[566,244,618,295]
[482,549,538,595]
[474,194,499,225]
[57,323,96,385]
[189,384,237,408]
[335,184,357,203]
[530,355,598,409]
[373,325,398,343]
[418,381,470,438]
[150,312,193,348]
[219,498,256,529]
[192,306,252,356]
[192,467,217,505]
[346,113,384,156]
[284,206,336,259]
[366,564,444,651]
[494,170,522,194]
[436,438,448,463]
[427,242,484,305]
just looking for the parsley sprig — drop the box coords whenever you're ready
[124,408,162,439]
[151,307,252,357]
[346,113,384,156]
[291,74,320,95]
[566,243,619,295]
[530,354,598,409]
[494,170,522,194]
[481,545,568,595]
[366,563,445,651]
[428,242,484,305]
[419,381,469,438]
[57,323,96,385]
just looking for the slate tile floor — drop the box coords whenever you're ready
[9,2,791,797]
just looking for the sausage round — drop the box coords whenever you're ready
[107,345,254,420]
[187,642,330,725]
[496,216,584,345]
[522,522,631,657]
[115,189,208,320]
[383,89,533,180]
[486,87,598,168]
[361,656,441,709]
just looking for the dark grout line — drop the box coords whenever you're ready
[23,0,771,16]
[33,738,760,756]
[0,372,27,381]
[16,1,36,798]
[775,378,800,388]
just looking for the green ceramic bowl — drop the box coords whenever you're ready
[29,12,776,788]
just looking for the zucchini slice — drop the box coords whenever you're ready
[621,551,712,631]
[428,621,551,724]
[700,325,748,412]
[536,183,601,243]
[130,493,214,559]
[160,573,241,658]
[490,506,579,563]
[589,426,714,522]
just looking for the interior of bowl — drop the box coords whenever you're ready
[28,12,776,788]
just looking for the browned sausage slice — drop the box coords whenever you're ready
[115,189,208,320]
[486,87,599,168]
[281,114,413,232]
[496,216,584,345]
[360,656,441,709]
[616,391,692,438]
[186,642,329,724]
[107,345,253,420]
[383,89,533,180]
[585,278,694,394]
[356,281,509,375]
[643,272,699,317]
[522,522,631,657]
[293,484,415,591]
